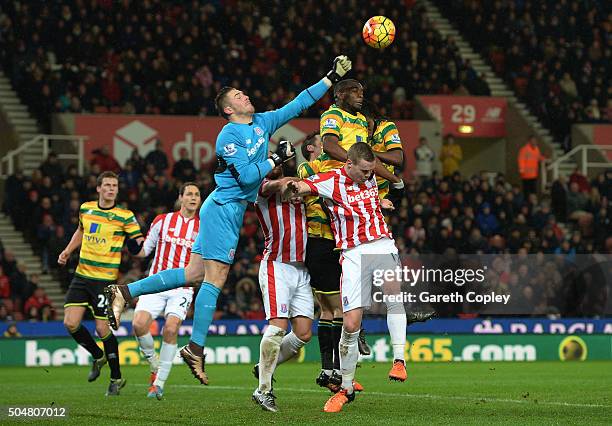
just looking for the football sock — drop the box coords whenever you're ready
[258,325,285,392]
[154,342,178,389]
[386,301,407,361]
[101,331,121,380]
[276,331,306,364]
[136,332,158,371]
[128,268,186,297]
[318,320,334,371]
[69,324,104,359]
[332,318,343,370]
[339,328,360,393]
[190,282,221,348]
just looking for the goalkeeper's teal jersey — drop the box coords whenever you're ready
[211,79,329,204]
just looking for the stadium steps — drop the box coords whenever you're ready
[0,70,43,177]
[0,214,65,316]
[422,1,577,173]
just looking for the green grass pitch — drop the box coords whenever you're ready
[3,362,611,424]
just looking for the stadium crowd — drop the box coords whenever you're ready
[0,0,489,130]
[440,0,611,149]
[1,145,610,321]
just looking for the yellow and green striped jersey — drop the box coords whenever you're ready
[297,159,334,241]
[76,201,142,282]
[370,120,403,199]
[318,104,369,172]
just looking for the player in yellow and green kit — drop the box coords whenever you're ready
[363,101,405,201]
[58,171,143,396]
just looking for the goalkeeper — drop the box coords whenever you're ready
[105,55,353,385]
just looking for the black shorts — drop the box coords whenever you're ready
[64,276,114,320]
[305,237,341,294]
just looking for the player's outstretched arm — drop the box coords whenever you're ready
[58,227,83,266]
[281,180,312,200]
[261,176,300,197]
[260,56,352,133]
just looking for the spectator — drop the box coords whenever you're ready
[39,152,64,185]
[517,136,546,197]
[414,137,435,178]
[24,288,54,321]
[3,322,22,337]
[172,148,197,183]
[0,266,10,300]
[440,134,462,177]
[475,202,499,237]
[145,140,169,175]
[90,146,121,173]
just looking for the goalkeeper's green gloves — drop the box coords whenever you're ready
[326,55,352,83]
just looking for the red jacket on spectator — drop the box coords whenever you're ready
[24,289,53,314]
[0,274,10,298]
[90,147,121,173]
[569,170,591,193]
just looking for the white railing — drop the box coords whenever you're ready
[541,144,612,189]
[0,134,88,178]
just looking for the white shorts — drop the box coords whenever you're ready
[340,237,400,312]
[134,288,194,321]
[258,260,314,320]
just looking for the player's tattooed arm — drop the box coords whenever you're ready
[260,176,299,197]
[281,180,312,200]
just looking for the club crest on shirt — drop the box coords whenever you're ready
[280,304,288,313]
[343,296,349,306]
[229,248,235,260]
[255,127,264,136]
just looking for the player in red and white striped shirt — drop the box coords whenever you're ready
[131,182,201,400]
[252,165,314,411]
[284,143,408,412]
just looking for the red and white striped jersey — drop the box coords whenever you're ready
[143,212,200,279]
[255,179,307,262]
[303,168,391,250]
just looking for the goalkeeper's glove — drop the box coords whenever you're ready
[326,55,352,84]
[270,139,296,166]
[126,238,143,255]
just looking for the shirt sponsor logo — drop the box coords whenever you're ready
[224,143,237,156]
[89,223,101,233]
[247,137,265,156]
[346,187,378,203]
[162,235,194,248]
[323,118,338,129]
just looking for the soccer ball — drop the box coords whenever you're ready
[362,16,396,49]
